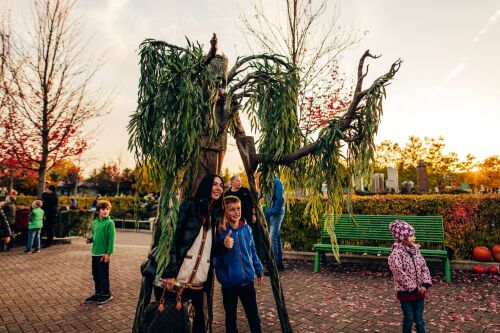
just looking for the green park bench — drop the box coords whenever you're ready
[314,214,452,282]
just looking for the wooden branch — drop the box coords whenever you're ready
[252,52,401,167]
[202,33,218,66]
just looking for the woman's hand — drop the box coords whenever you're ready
[161,278,175,291]
[2,236,10,245]
[418,286,427,295]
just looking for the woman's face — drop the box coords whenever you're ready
[211,177,224,201]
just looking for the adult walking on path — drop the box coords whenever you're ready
[41,185,58,248]
[264,175,285,273]
[225,175,266,261]
[158,173,225,333]
[1,190,16,250]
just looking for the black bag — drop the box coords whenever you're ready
[140,247,158,280]
[140,287,194,333]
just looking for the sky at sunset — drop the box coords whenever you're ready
[3,0,500,175]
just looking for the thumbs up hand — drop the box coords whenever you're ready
[224,230,234,249]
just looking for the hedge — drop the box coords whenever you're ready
[6,195,156,219]
[282,194,499,259]
[5,194,499,259]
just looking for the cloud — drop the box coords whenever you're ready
[474,5,500,42]
[432,60,468,96]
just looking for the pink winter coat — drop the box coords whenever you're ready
[388,242,432,300]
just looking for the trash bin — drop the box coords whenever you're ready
[14,206,30,231]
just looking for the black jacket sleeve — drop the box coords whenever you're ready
[162,200,192,279]
[0,208,12,238]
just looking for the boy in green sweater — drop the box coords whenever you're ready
[25,200,44,253]
[85,200,116,305]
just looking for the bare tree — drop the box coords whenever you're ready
[241,0,364,136]
[0,0,110,197]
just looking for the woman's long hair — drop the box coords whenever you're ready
[194,173,224,225]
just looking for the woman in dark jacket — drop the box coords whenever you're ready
[158,173,224,333]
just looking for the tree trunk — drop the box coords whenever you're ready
[236,135,293,333]
[37,166,47,199]
[9,171,14,194]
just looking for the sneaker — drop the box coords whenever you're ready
[33,249,40,253]
[97,294,113,305]
[24,249,32,253]
[84,294,101,304]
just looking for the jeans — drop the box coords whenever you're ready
[401,299,426,333]
[27,228,41,250]
[268,206,285,266]
[222,282,261,333]
[91,256,110,296]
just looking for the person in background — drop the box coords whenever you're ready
[388,220,432,333]
[91,194,101,216]
[41,185,58,248]
[264,174,285,274]
[224,175,265,261]
[1,190,16,250]
[69,198,78,210]
[25,200,44,253]
[85,200,116,305]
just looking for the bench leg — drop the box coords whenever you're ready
[443,257,452,283]
[314,251,320,273]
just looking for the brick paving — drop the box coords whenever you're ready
[0,231,498,333]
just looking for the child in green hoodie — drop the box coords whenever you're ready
[25,200,44,253]
[85,200,116,305]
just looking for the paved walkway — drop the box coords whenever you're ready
[0,231,498,333]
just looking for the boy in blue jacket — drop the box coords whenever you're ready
[214,195,263,333]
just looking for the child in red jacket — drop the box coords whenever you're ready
[388,220,432,333]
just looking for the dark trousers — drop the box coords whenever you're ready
[154,286,205,333]
[221,282,261,333]
[43,215,55,246]
[401,299,426,333]
[92,256,110,296]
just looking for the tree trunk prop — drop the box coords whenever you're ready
[129,34,401,333]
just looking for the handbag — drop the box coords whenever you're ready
[140,287,194,333]
[140,247,158,280]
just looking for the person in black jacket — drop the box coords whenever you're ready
[41,185,59,247]
[157,173,224,333]
[0,206,12,251]
[225,174,265,261]
[1,192,16,250]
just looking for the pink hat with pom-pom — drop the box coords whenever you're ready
[389,220,415,242]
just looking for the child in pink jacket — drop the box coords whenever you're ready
[388,220,432,333]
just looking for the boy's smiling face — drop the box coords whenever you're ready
[225,202,241,224]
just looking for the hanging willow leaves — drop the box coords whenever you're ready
[128,38,219,280]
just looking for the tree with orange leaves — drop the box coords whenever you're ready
[0,0,110,197]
